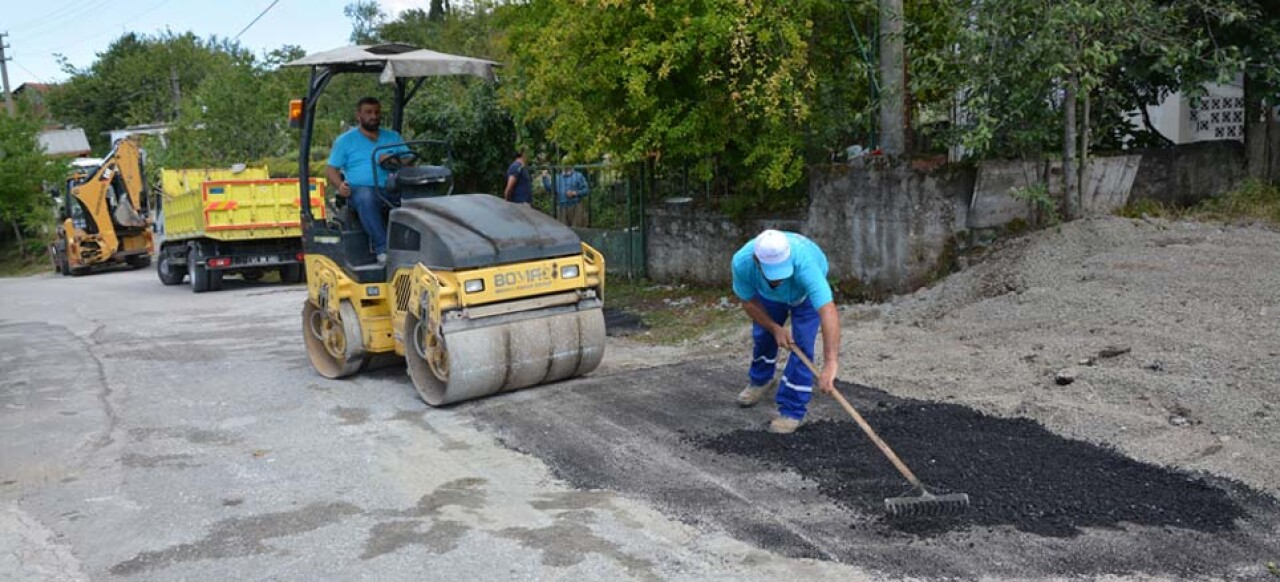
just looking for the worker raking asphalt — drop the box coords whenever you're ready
[697,379,1274,537]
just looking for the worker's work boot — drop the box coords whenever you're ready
[768,416,803,434]
[736,379,777,407]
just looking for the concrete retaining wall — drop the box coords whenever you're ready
[1129,141,1246,206]
[646,164,972,293]
[646,143,1250,293]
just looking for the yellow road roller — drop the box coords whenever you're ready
[285,44,605,405]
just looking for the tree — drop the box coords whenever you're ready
[47,32,252,152]
[0,114,66,256]
[351,2,514,191]
[344,1,386,44]
[503,0,830,194]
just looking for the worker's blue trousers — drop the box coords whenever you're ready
[749,297,820,420]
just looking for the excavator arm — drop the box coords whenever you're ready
[68,139,150,264]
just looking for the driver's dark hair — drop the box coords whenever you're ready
[356,96,380,109]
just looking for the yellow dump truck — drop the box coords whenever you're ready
[156,166,325,292]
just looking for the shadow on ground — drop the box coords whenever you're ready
[462,359,1280,580]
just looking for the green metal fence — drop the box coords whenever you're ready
[531,162,646,280]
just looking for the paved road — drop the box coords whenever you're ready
[0,268,860,581]
[4,268,1279,581]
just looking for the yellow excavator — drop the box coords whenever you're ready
[285,44,605,406]
[50,139,154,276]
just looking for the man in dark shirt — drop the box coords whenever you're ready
[503,152,533,204]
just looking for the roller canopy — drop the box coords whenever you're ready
[284,44,499,83]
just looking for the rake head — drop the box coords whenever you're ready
[884,490,971,518]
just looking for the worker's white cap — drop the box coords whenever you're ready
[753,230,793,281]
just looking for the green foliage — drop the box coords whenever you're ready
[1196,179,1280,224]
[502,0,829,194]
[343,1,386,44]
[1010,182,1061,227]
[1116,198,1177,220]
[0,114,67,250]
[1118,181,1280,225]
[48,32,253,152]
[402,80,514,193]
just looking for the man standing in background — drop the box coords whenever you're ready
[541,161,590,227]
[504,151,533,204]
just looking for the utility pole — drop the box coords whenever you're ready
[0,32,14,117]
[877,0,905,157]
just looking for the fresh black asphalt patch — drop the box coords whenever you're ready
[463,359,1280,580]
[603,307,647,337]
[700,411,1254,538]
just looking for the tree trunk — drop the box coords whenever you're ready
[1244,71,1272,181]
[1063,76,1078,220]
[1080,89,1091,215]
[10,219,26,258]
[878,0,905,157]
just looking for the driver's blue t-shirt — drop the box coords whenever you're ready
[327,127,409,188]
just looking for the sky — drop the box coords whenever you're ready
[2,0,425,88]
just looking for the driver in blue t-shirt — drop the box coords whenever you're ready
[326,96,409,263]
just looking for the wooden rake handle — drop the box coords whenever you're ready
[788,345,925,490]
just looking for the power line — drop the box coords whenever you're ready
[23,0,173,55]
[235,0,282,41]
[10,0,101,33]
[12,59,50,84]
[13,0,116,40]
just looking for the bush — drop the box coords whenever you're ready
[1196,180,1280,224]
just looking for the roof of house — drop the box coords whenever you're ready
[15,82,54,94]
[38,127,92,156]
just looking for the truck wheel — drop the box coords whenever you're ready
[52,245,70,276]
[157,254,185,286]
[189,251,211,292]
[279,263,304,284]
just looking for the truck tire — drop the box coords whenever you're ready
[157,254,185,286]
[188,250,222,293]
[51,245,70,276]
[279,263,304,284]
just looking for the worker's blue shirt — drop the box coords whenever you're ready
[541,171,590,207]
[327,128,408,188]
[731,232,833,308]
[506,161,533,203]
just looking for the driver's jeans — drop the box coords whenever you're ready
[349,186,400,255]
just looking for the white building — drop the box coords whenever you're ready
[1135,78,1246,144]
[105,123,171,147]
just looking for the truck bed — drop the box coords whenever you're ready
[163,178,325,242]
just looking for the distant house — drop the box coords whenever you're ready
[106,123,171,147]
[13,82,54,119]
[37,127,91,157]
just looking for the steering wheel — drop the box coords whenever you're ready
[379,151,419,171]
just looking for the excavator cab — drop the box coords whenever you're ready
[49,143,153,276]
[285,45,606,406]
